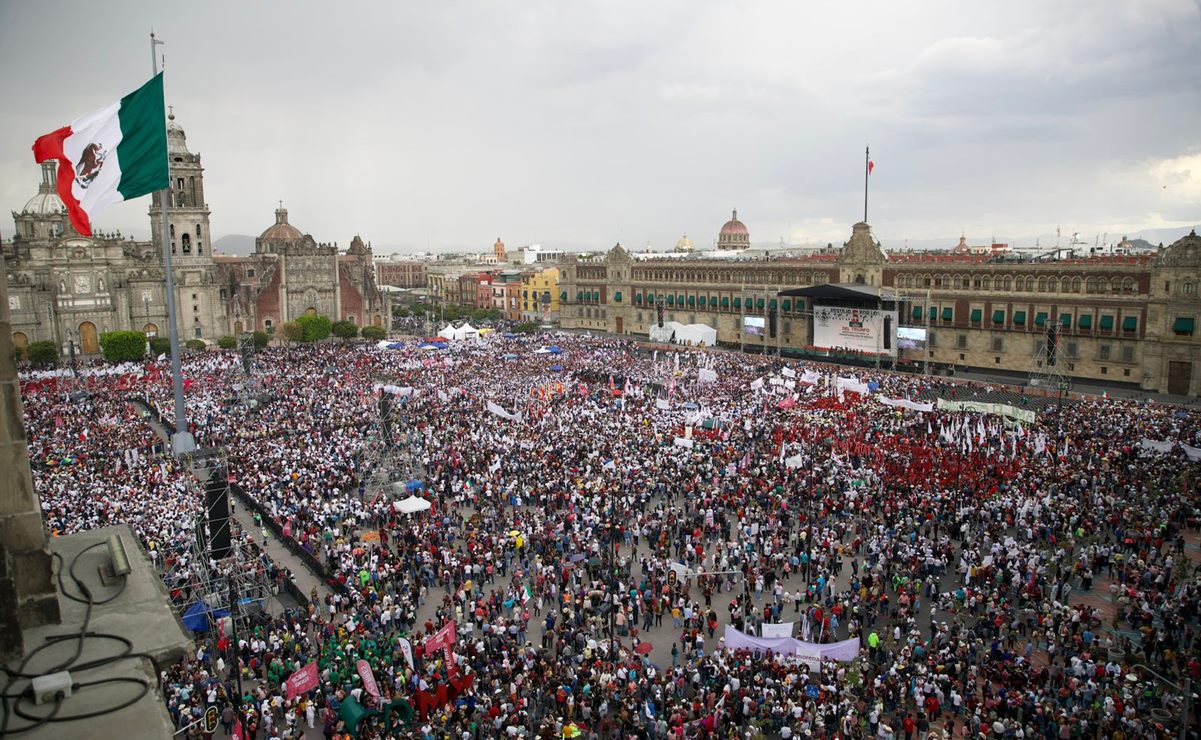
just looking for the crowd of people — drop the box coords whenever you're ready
[17,331,1201,738]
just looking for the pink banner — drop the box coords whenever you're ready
[284,660,319,700]
[424,620,458,655]
[356,659,380,698]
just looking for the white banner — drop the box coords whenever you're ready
[1140,438,1201,460]
[697,368,718,384]
[485,400,522,421]
[878,397,934,413]
[836,377,870,395]
[749,378,765,392]
[781,367,796,378]
[374,384,414,396]
[813,306,897,356]
[784,453,804,469]
[761,622,795,639]
[800,370,821,385]
[655,399,671,410]
[936,399,1036,424]
[673,437,694,449]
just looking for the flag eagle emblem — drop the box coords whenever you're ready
[75,142,108,189]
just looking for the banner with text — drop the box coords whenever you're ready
[813,306,897,356]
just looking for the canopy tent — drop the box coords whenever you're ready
[417,342,448,350]
[393,495,431,514]
[534,345,565,355]
[181,601,230,633]
[437,323,480,342]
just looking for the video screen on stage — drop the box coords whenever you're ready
[897,326,928,350]
[743,317,765,335]
[813,306,897,355]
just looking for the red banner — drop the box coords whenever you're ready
[356,659,380,698]
[284,660,319,700]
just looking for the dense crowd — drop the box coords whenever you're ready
[18,333,1201,739]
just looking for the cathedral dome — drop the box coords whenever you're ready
[673,234,694,252]
[717,209,750,250]
[23,191,65,216]
[720,210,748,236]
[260,206,303,240]
[22,162,65,215]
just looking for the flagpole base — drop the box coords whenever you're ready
[171,431,196,456]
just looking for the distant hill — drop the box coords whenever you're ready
[212,234,256,256]
[1127,238,1156,251]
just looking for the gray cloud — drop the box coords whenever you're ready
[1,0,1198,253]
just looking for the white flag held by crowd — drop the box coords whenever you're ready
[486,401,522,421]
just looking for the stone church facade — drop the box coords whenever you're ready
[2,112,387,355]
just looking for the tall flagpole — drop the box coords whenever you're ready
[863,145,870,223]
[151,31,195,455]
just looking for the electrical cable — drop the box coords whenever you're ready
[0,540,161,736]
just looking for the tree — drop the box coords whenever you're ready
[185,339,207,352]
[512,322,539,335]
[217,335,237,349]
[360,325,386,341]
[27,340,58,368]
[252,330,270,349]
[279,321,304,343]
[331,320,359,340]
[99,330,147,363]
[295,314,332,343]
[149,337,171,356]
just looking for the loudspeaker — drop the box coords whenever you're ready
[768,308,777,338]
[883,315,892,351]
[1045,323,1058,367]
[204,470,233,560]
[656,301,664,328]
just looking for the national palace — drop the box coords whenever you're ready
[559,213,1201,396]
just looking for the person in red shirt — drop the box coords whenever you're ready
[902,713,916,740]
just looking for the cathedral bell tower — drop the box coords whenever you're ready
[149,107,212,263]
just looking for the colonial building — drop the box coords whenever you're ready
[559,212,1201,396]
[520,267,559,323]
[376,256,427,289]
[3,111,388,354]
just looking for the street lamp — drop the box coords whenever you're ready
[1133,663,1193,740]
[67,328,78,378]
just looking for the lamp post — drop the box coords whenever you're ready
[67,328,78,378]
[1133,663,1192,740]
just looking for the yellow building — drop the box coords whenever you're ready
[521,267,559,323]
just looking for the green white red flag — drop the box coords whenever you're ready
[32,73,169,237]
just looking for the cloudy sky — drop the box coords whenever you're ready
[1,0,1198,253]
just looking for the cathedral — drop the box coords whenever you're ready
[2,111,387,356]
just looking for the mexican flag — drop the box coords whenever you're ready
[32,73,169,237]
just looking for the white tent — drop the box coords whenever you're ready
[649,321,685,344]
[437,324,460,341]
[675,323,717,347]
[393,495,431,514]
[649,321,715,346]
[459,322,480,340]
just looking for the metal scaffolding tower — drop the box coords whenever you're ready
[163,448,276,634]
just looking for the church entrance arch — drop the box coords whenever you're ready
[304,307,317,317]
[372,314,382,327]
[233,321,244,335]
[12,332,28,352]
[143,323,159,337]
[78,321,99,354]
